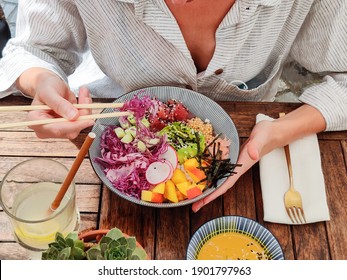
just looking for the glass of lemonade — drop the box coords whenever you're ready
[0,158,80,258]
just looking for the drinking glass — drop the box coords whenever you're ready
[0,158,80,259]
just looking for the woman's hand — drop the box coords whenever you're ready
[191,119,277,212]
[16,68,94,139]
[192,105,327,212]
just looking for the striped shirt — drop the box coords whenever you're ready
[0,0,346,131]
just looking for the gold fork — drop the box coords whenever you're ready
[279,113,307,224]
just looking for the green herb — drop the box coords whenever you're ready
[160,122,206,163]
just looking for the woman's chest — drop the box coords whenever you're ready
[164,0,236,72]
[83,0,311,94]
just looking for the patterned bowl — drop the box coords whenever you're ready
[186,216,284,260]
[89,86,239,208]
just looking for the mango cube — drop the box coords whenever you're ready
[175,181,192,196]
[151,192,164,203]
[151,182,165,194]
[183,158,207,183]
[176,190,186,201]
[171,168,188,185]
[196,183,207,191]
[141,190,153,202]
[141,190,164,203]
[164,179,178,203]
[186,186,202,199]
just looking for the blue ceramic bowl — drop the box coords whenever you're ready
[187,215,284,260]
[89,86,240,208]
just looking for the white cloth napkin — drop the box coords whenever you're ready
[257,113,330,224]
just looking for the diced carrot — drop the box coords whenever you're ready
[187,186,202,199]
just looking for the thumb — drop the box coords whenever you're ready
[247,139,260,161]
[192,175,238,213]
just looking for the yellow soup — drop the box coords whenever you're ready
[197,232,270,260]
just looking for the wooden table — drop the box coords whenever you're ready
[1,96,346,260]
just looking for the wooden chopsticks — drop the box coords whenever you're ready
[0,103,132,129]
[0,103,124,111]
[0,111,132,129]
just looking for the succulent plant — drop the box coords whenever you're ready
[41,232,85,260]
[86,228,147,260]
[41,227,147,260]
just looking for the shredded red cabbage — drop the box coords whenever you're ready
[119,93,153,119]
[95,84,174,201]
[95,125,168,199]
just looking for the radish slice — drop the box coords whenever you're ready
[166,161,174,179]
[145,161,172,185]
[158,145,178,170]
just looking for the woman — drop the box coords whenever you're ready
[0,0,346,211]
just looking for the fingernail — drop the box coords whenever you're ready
[66,109,78,120]
[192,204,202,213]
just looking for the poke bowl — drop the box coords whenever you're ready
[89,86,240,208]
[186,216,284,260]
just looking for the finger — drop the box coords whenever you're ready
[78,86,91,98]
[247,139,260,161]
[192,173,239,213]
[67,89,78,104]
[27,107,94,139]
[40,88,79,121]
[31,119,95,139]
[77,86,93,117]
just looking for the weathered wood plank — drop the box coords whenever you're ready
[0,96,34,106]
[0,111,101,131]
[342,140,347,168]
[265,223,294,260]
[0,111,29,132]
[0,242,31,260]
[0,157,101,185]
[78,213,99,232]
[0,131,89,157]
[76,184,101,213]
[99,186,156,260]
[0,211,13,241]
[0,96,31,137]
[190,198,223,236]
[320,141,347,259]
[156,206,190,260]
[292,222,330,260]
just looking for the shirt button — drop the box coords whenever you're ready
[185,85,193,90]
[214,68,223,75]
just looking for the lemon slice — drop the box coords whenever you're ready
[15,221,60,249]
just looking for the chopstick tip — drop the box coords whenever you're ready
[88,132,96,139]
